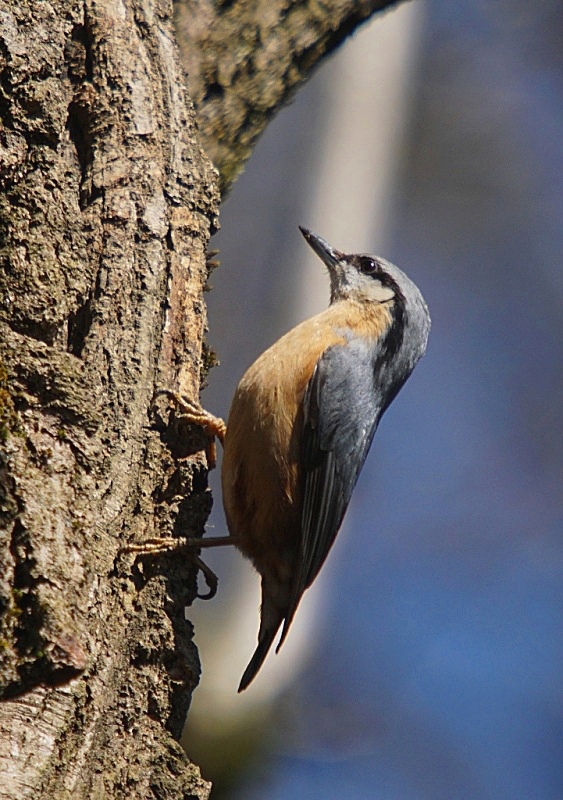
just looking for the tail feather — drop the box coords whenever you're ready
[274,595,302,655]
[238,585,286,692]
[238,624,280,692]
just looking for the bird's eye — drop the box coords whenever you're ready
[359,258,377,275]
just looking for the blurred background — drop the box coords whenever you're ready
[182,1,562,798]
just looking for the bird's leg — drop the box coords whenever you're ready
[121,534,239,600]
[154,389,226,469]
[122,535,236,555]
[120,391,230,597]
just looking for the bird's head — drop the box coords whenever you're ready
[300,226,407,307]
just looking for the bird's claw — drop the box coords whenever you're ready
[153,389,226,468]
[120,536,219,601]
[193,555,218,599]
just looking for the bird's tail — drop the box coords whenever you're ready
[238,630,278,692]
[238,591,283,692]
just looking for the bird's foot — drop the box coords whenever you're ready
[121,534,235,599]
[154,389,226,469]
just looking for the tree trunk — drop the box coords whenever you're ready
[0,0,404,797]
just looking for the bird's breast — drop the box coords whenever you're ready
[220,301,393,577]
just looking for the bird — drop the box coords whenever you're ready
[221,227,430,691]
[126,227,430,692]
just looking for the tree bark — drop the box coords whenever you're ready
[0,0,405,797]
[1,1,218,796]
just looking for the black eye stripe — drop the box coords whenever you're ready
[348,253,382,278]
[359,257,377,275]
[347,253,402,294]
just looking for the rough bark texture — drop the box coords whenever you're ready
[175,0,403,191]
[0,0,404,797]
[0,0,217,797]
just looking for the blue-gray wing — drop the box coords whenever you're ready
[277,341,382,648]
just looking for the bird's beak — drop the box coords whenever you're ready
[299,227,343,269]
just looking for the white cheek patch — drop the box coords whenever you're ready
[366,280,395,303]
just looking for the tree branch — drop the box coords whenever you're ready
[175,0,406,190]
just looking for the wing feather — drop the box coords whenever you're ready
[276,341,382,648]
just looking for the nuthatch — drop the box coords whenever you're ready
[222,228,430,690]
[129,228,430,691]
